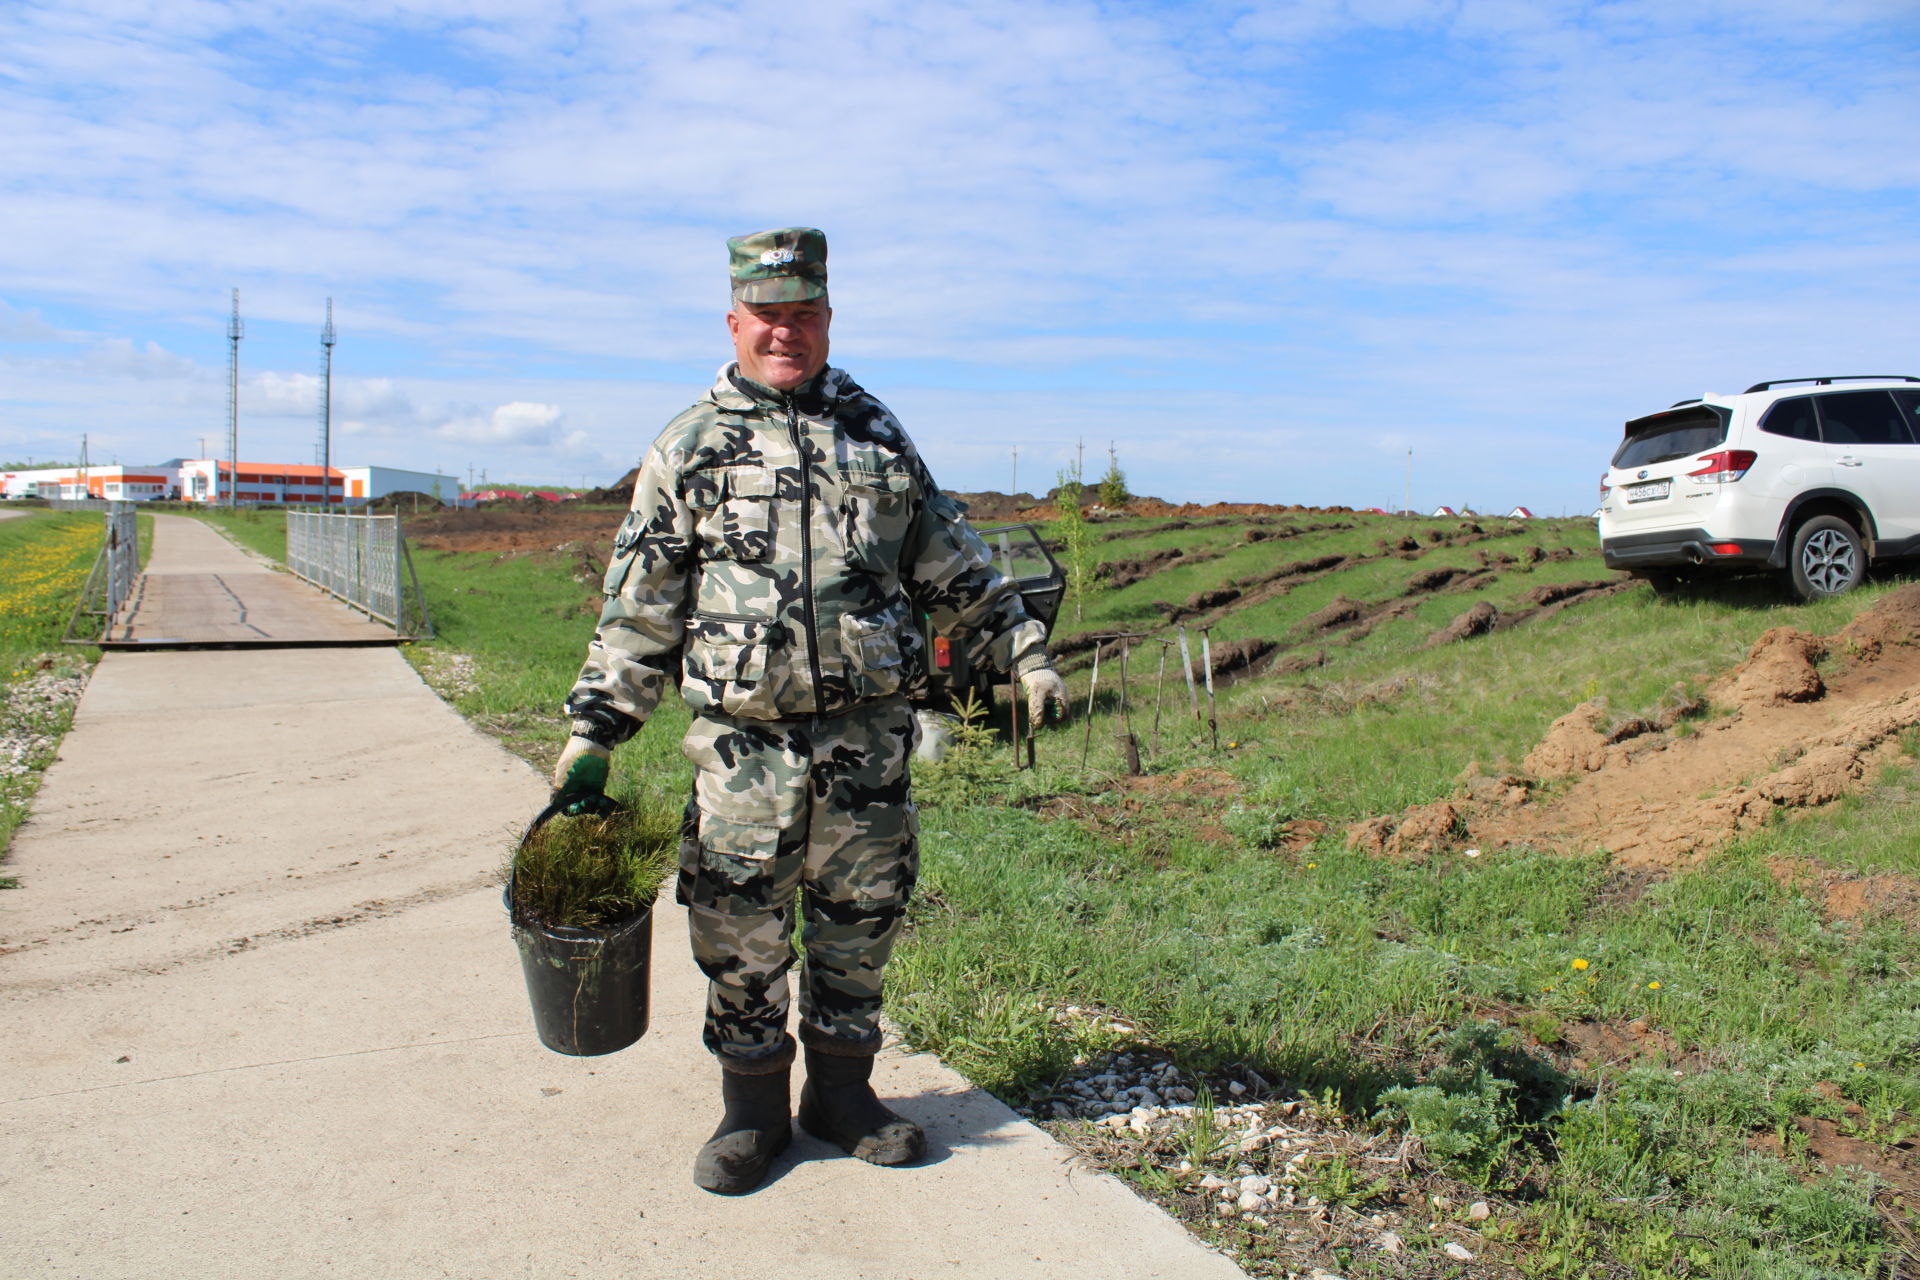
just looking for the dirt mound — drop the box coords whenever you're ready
[1207,638,1277,681]
[573,466,641,506]
[1349,588,1920,870]
[1708,627,1825,706]
[370,490,445,513]
[1301,596,1364,632]
[951,491,1050,521]
[1407,566,1469,593]
[1429,601,1499,647]
[1346,800,1466,859]
[1522,698,1610,777]
[1102,547,1183,589]
[1185,587,1241,612]
[1838,581,1920,654]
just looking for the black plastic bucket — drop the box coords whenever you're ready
[505,800,655,1057]
[508,891,654,1056]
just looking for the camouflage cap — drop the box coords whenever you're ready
[727,227,828,304]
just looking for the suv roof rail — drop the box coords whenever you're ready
[1744,375,1920,393]
[1668,398,1703,407]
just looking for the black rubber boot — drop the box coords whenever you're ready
[692,1066,791,1195]
[797,1048,926,1166]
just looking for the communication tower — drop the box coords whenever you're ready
[316,299,335,510]
[225,288,243,509]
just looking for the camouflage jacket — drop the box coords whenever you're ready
[566,364,1048,740]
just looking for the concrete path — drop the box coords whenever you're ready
[0,519,1243,1279]
[109,514,398,646]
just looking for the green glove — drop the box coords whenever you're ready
[551,735,617,817]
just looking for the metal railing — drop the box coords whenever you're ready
[285,510,434,638]
[64,502,139,642]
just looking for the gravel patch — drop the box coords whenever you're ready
[2,656,93,866]
[412,649,480,701]
[1019,1047,1522,1279]
[1,660,89,782]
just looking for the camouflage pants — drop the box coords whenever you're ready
[675,697,917,1072]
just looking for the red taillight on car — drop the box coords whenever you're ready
[933,636,952,669]
[1687,450,1757,483]
[1709,542,1745,556]
[1599,473,1611,497]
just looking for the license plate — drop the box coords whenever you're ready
[1625,480,1671,503]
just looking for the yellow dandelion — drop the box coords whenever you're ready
[1853,1062,1866,1070]
[1542,985,1554,992]
[1306,862,1318,870]
[1570,958,1589,971]
[1647,981,1661,990]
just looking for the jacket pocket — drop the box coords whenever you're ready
[839,599,910,701]
[684,612,784,717]
[604,511,645,593]
[691,466,775,561]
[841,465,913,571]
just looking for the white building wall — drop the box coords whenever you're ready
[338,467,459,504]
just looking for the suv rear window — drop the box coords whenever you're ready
[1818,390,1915,445]
[1612,405,1730,468]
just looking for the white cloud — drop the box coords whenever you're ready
[0,299,74,342]
[432,400,562,444]
[0,0,1916,510]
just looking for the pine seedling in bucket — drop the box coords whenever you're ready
[505,799,679,1056]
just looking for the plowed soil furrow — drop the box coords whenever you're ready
[1351,584,1920,871]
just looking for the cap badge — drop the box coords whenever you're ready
[758,248,796,266]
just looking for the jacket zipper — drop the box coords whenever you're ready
[787,399,825,714]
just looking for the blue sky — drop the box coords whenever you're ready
[2,0,1916,512]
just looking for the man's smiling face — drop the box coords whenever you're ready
[727,298,831,392]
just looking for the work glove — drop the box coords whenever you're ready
[550,734,617,817]
[1020,663,1070,726]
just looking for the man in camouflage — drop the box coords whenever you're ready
[552,227,1069,1195]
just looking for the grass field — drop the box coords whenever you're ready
[186,504,1920,1278]
[0,509,123,868]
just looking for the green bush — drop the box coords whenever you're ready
[1379,1074,1519,1185]
[508,799,679,930]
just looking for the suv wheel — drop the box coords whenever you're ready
[1788,515,1865,600]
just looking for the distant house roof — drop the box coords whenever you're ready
[1431,505,1456,517]
[468,488,523,501]
[1508,506,1536,518]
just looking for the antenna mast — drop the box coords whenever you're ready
[316,298,335,510]
[226,288,243,510]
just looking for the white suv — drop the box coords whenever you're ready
[1598,376,1920,600]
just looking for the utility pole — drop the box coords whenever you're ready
[1404,448,1412,517]
[1010,446,1018,498]
[317,298,335,511]
[226,288,243,510]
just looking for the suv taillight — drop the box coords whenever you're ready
[1687,449,1756,483]
[1599,473,1611,497]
